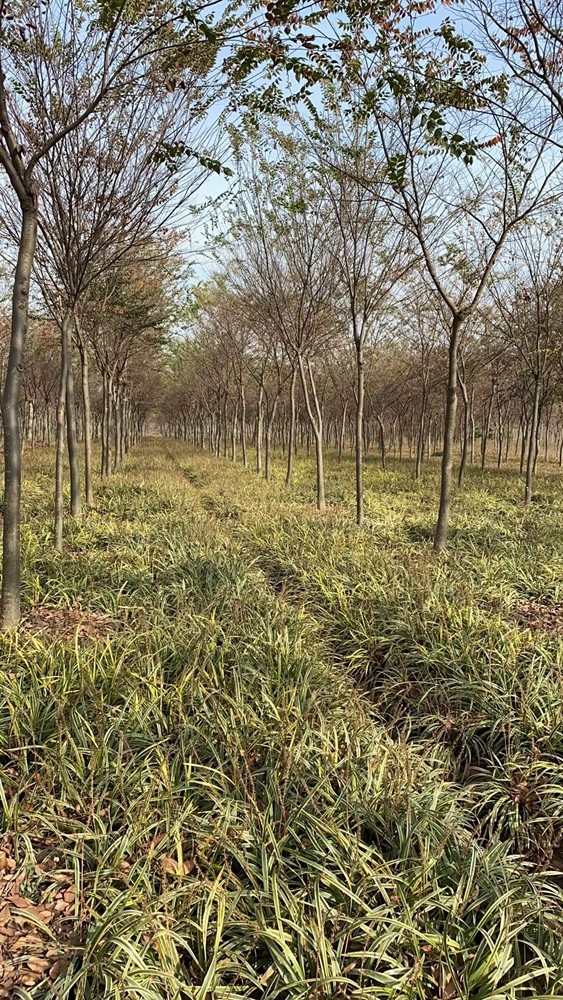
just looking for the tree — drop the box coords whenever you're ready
[490,227,563,504]
[309,112,413,523]
[372,97,561,550]
[0,0,222,624]
[228,155,339,509]
[31,76,213,534]
[84,241,182,473]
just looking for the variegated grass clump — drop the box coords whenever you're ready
[1,441,562,997]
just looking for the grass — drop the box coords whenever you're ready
[1,440,563,997]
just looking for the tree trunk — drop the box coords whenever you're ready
[231,401,238,463]
[62,313,81,516]
[256,385,263,474]
[54,339,68,553]
[265,397,278,481]
[77,329,94,507]
[457,375,469,488]
[497,402,504,469]
[101,370,111,476]
[1,205,38,628]
[520,416,529,475]
[470,388,475,465]
[355,343,364,525]
[314,426,325,511]
[119,395,126,464]
[376,414,386,472]
[285,367,296,489]
[544,407,552,462]
[338,401,347,465]
[297,354,325,511]
[415,394,427,480]
[240,383,248,469]
[222,401,228,459]
[213,411,220,457]
[27,401,34,451]
[434,314,463,553]
[481,381,495,470]
[114,387,123,472]
[525,379,541,504]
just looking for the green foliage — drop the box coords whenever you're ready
[152,140,233,175]
[4,443,563,996]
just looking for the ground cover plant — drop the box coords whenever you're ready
[4,0,563,996]
[0,440,562,997]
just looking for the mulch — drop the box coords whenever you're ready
[513,598,563,636]
[21,601,115,642]
[0,840,77,996]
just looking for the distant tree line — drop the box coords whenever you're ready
[1,0,563,624]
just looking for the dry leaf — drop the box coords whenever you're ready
[159,856,195,876]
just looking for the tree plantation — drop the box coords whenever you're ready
[2,0,563,996]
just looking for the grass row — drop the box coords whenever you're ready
[0,441,561,996]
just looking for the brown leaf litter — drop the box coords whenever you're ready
[513,598,563,636]
[21,601,115,642]
[0,841,77,996]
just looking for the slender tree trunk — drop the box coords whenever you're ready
[54,340,68,553]
[481,381,495,470]
[101,370,111,476]
[532,408,541,474]
[265,397,278,481]
[108,375,115,472]
[222,401,228,459]
[256,385,263,474]
[114,388,123,472]
[314,429,325,510]
[62,313,81,516]
[338,401,347,465]
[1,205,38,628]
[525,378,541,505]
[458,376,469,488]
[308,359,325,511]
[240,383,248,469]
[101,374,107,475]
[119,395,126,464]
[124,400,131,454]
[470,388,475,465]
[415,393,427,480]
[355,342,364,525]
[285,367,296,489]
[214,411,220,457]
[231,401,238,463]
[497,403,504,469]
[434,314,463,553]
[297,354,325,511]
[26,401,34,451]
[544,407,551,462]
[376,414,386,472]
[520,416,528,475]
